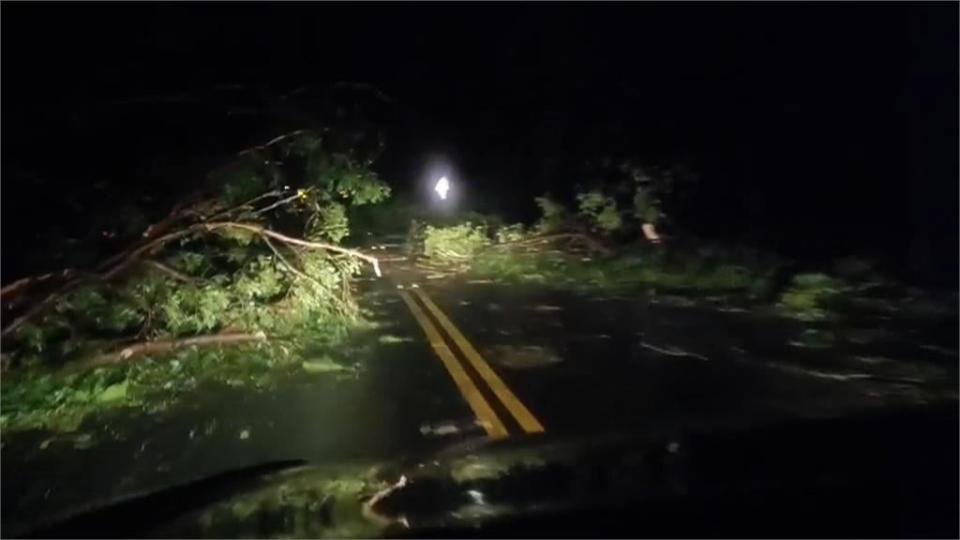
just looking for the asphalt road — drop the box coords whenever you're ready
[2,241,957,535]
[377,248,957,442]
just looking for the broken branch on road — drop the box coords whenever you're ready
[637,341,709,361]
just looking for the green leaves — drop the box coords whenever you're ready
[423,223,491,260]
[576,190,622,233]
[96,381,128,403]
[233,256,285,301]
[56,286,145,335]
[495,223,526,244]
[306,202,349,243]
[2,126,392,435]
[778,273,848,320]
[159,285,232,334]
[0,367,133,432]
[215,227,258,247]
[18,323,57,354]
[301,356,351,374]
[168,251,210,275]
[533,195,568,234]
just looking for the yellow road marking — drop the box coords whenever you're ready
[413,289,545,434]
[398,291,509,439]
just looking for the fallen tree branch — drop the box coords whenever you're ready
[3,222,379,339]
[495,233,612,255]
[251,192,303,216]
[236,129,308,157]
[2,279,88,339]
[98,196,211,272]
[261,236,350,315]
[5,131,316,306]
[142,260,195,283]
[434,248,469,259]
[262,236,325,291]
[637,341,709,361]
[102,229,198,279]
[205,189,285,222]
[202,222,382,277]
[2,238,197,338]
[0,269,75,300]
[362,475,409,530]
[79,332,268,369]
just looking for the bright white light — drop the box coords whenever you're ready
[434,176,450,200]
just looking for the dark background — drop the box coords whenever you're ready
[2,2,957,284]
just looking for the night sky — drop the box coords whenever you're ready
[3,2,957,283]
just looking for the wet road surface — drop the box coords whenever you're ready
[2,241,957,534]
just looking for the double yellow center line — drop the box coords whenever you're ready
[399,288,545,439]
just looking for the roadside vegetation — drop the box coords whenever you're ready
[406,160,951,327]
[407,162,779,299]
[1,130,390,434]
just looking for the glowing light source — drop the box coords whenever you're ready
[434,176,450,200]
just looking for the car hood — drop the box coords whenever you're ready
[22,403,958,538]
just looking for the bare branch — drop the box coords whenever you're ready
[142,260,194,283]
[101,229,197,279]
[79,332,268,369]
[2,222,380,339]
[1,279,87,338]
[97,196,210,273]
[235,129,308,157]
[362,475,409,529]
[206,189,285,222]
[203,222,382,277]
[262,236,323,290]
[0,269,75,300]
[252,192,303,216]
[2,230,196,338]
[263,236,355,316]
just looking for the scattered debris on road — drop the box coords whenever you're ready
[301,357,354,374]
[529,304,563,312]
[378,334,414,344]
[419,419,485,437]
[484,345,563,369]
[637,341,709,361]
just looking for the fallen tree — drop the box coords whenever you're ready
[1,129,390,373]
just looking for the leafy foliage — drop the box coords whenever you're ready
[56,286,144,335]
[576,190,622,233]
[533,195,569,234]
[0,336,351,433]
[1,130,391,434]
[306,202,349,243]
[470,245,770,295]
[778,273,848,320]
[423,223,491,260]
[159,284,233,334]
[495,223,527,244]
[232,256,286,302]
[169,252,212,275]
